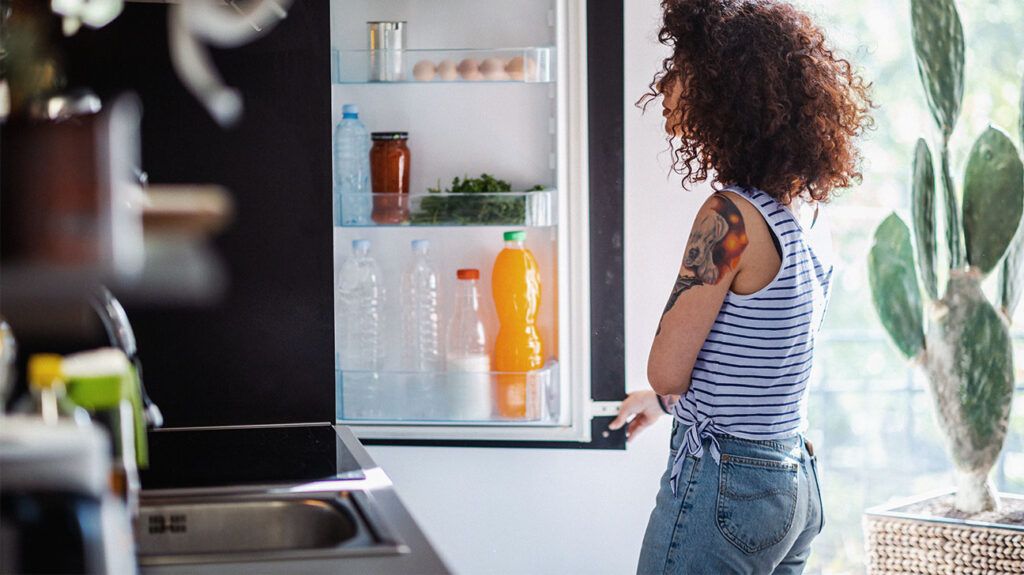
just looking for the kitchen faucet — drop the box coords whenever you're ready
[90,286,163,429]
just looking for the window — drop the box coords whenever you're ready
[793,0,1024,571]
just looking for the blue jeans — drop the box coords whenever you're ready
[637,421,824,574]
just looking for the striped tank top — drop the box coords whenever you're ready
[668,185,834,494]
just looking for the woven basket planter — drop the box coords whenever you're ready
[864,491,1024,574]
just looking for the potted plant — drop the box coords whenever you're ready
[864,0,1024,571]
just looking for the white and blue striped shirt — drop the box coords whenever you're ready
[669,185,834,494]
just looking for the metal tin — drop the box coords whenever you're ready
[367,21,406,82]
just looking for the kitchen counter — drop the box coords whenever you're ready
[139,426,449,574]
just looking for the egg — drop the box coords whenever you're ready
[480,57,508,81]
[457,58,482,81]
[437,59,458,81]
[413,60,436,81]
[505,56,538,81]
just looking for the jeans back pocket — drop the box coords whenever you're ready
[716,453,799,554]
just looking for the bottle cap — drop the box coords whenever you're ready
[342,104,359,118]
[352,239,371,252]
[28,354,63,390]
[411,239,430,252]
[503,230,526,242]
[457,269,480,280]
[371,132,409,140]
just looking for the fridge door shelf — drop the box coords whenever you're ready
[332,47,555,84]
[336,189,555,228]
[337,360,561,426]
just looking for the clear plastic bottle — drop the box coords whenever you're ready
[402,240,442,373]
[333,104,372,226]
[337,240,384,418]
[446,269,492,420]
[337,239,383,371]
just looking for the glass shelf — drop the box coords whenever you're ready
[335,189,555,228]
[336,361,560,425]
[332,47,555,84]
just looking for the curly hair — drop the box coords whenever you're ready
[640,0,875,204]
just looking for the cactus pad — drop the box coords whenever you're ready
[869,214,925,359]
[912,139,939,299]
[930,277,1014,449]
[997,231,1024,318]
[962,126,1024,275]
[910,0,965,138]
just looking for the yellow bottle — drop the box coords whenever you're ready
[491,230,544,419]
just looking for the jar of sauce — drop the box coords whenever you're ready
[370,132,410,224]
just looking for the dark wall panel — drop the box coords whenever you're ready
[60,2,335,427]
[587,0,626,403]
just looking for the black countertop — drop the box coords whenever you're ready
[141,424,364,490]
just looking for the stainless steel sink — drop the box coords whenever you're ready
[136,489,407,565]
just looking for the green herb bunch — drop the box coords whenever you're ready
[410,173,545,225]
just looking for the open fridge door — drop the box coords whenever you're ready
[330,0,624,447]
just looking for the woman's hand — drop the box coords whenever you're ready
[608,391,670,442]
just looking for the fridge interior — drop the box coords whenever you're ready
[330,0,583,432]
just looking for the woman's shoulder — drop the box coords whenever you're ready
[711,188,784,278]
[711,188,775,239]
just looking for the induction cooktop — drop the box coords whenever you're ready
[140,425,365,490]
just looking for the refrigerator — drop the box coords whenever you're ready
[329,0,625,448]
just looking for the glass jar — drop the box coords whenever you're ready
[370,132,410,224]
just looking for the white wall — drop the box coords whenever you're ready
[367,2,713,573]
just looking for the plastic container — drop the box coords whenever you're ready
[491,230,544,420]
[337,239,383,371]
[339,189,555,228]
[336,239,385,418]
[333,47,556,84]
[333,104,372,226]
[401,240,442,372]
[446,269,492,420]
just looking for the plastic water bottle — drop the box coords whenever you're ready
[446,268,492,420]
[401,240,442,372]
[337,240,382,417]
[333,104,371,226]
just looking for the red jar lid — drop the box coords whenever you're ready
[457,269,480,280]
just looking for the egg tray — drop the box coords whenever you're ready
[332,47,555,84]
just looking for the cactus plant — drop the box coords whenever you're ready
[869,0,1024,513]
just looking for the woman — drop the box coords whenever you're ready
[608,0,873,572]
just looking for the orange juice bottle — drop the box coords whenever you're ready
[492,230,544,419]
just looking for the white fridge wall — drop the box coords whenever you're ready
[329,84,557,196]
[366,1,714,572]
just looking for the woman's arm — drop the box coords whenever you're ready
[647,193,749,396]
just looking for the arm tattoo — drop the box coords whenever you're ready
[656,194,748,335]
[656,275,703,334]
